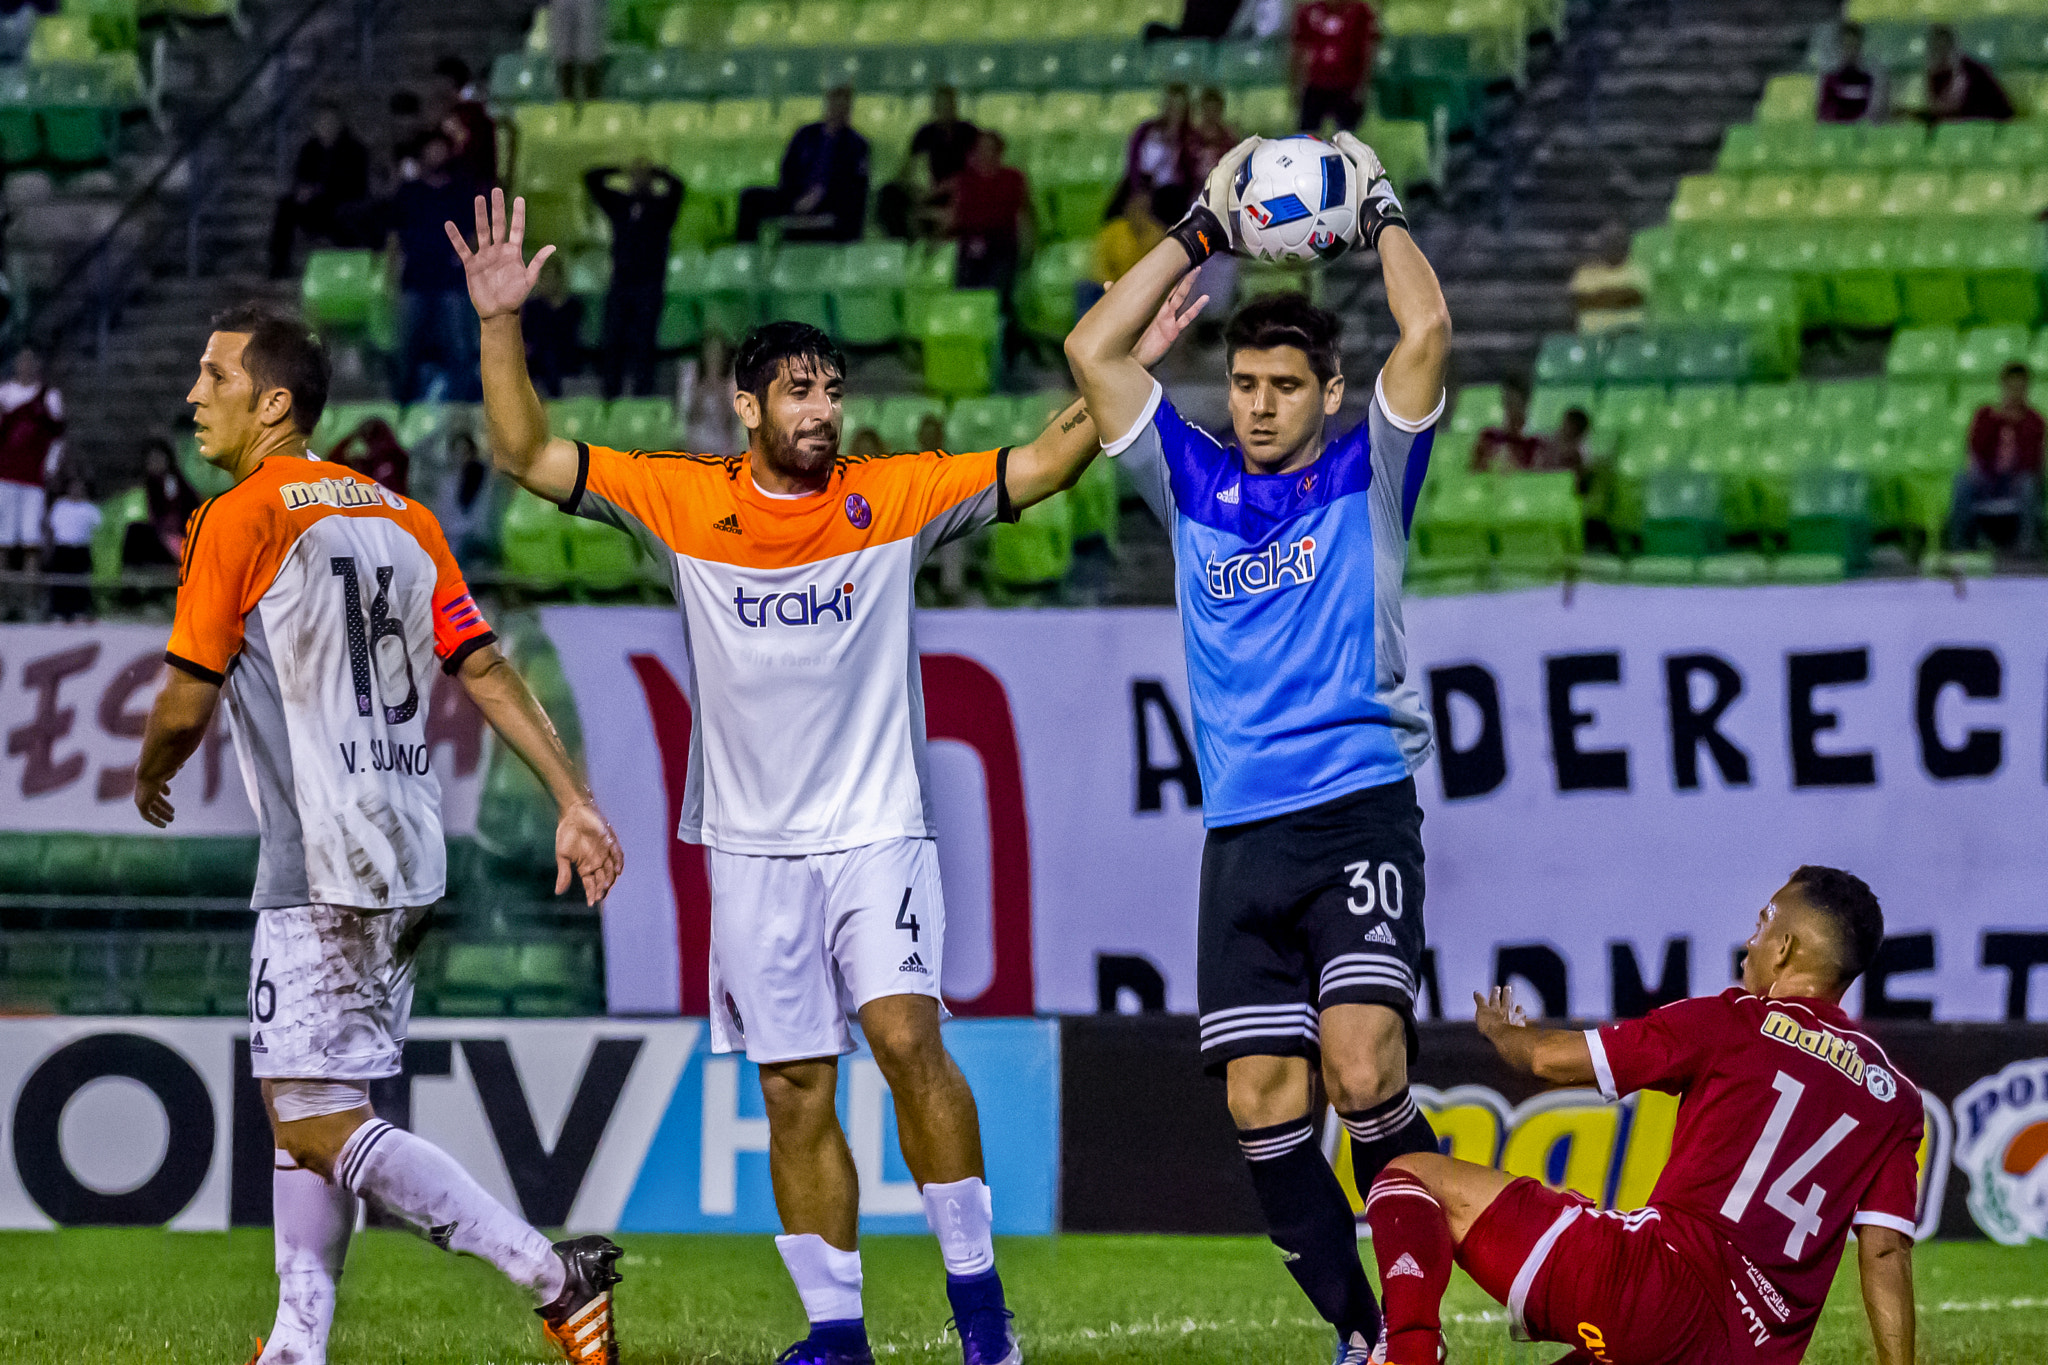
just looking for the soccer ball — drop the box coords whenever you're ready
[1232,136,1360,263]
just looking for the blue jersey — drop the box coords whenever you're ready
[1112,376,1439,827]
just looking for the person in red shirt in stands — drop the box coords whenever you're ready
[1471,378,1542,472]
[950,130,1034,339]
[1362,866,1922,1365]
[1293,0,1379,135]
[1952,360,2043,555]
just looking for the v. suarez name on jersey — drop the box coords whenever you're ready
[1110,376,1442,827]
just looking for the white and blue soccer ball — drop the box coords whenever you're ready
[1232,135,1361,263]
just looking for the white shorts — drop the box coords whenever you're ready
[707,837,947,1064]
[0,480,43,548]
[248,903,429,1081]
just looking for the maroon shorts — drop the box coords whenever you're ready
[1457,1178,1732,1365]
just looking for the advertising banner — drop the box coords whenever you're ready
[0,1017,1058,1234]
[0,623,489,837]
[541,583,2048,1024]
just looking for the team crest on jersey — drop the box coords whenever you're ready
[1205,534,1317,600]
[1759,1009,1871,1087]
[279,477,404,512]
[1954,1056,2048,1244]
[844,493,872,529]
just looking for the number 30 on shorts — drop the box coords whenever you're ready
[1343,860,1404,918]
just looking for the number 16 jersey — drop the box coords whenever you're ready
[166,456,496,911]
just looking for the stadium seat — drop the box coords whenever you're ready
[312,401,401,456]
[1900,223,1974,327]
[831,239,908,345]
[568,518,643,589]
[1756,73,1817,121]
[945,396,1014,453]
[1956,323,2031,380]
[920,290,1002,396]
[1493,472,1580,579]
[1412,477,1494,570]
[1068,453,1120,548]
[500,491,574,585]
[1535,333,1600,386]
[1670,175,1740,224]
[30,14,98,63]
[302,250,386,331]
[693,244,767,338]
[1601,332,1676,386]
[1826,224,1903,329]
[34,64,122,163]
[902,240,958,336]
[1811,171,1882,219]
[1886,325,1960,379]
[1965,220,2045,325]
[1722,276,1801,378]
[607,397,677,450]
[1641,471,1724,558]
[1018,238,1090,342]
[766,244,839,335]
[1851,123,1926,172]
[983,489,1074,591]
[878,394,947,450]
[1449,383,1505,436]
[1528,383,1596,433]
[1787,469,1872,571]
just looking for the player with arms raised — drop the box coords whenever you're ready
[1065,136,1449,1362]
[1363,866,1920,1365]
[448,189,1203,1365]
[134,304,627,1365]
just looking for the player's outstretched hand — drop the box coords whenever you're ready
[1330,131,1410,251]
[1196,135,1259,254]
[556,798,624,906]
[1134,274,1210,368]
[445,187,556,321]
[134,775,175,828]
[1473,984,1530,1038]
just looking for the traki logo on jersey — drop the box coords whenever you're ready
[732,581,857,627]
[1205,534,1318,600]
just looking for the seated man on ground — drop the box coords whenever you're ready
[1363,866,1920,1365]
[1952,360,2043,556]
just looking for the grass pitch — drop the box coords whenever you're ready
[3,1229,2043,1364]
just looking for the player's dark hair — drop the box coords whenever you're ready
[734,321,846,402]
[210,302,330,437]
[1786,865,1884,985]
[1225,293,1343,385]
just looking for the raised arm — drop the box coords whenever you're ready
[447,189,582,503]
[134,668,221,828]
[1473,986,1596,1087]
[1066,138,1256,447]
[1856,1225,1915,1365]
[1008,275,1209,508]
[1330,133,1450,424]
[456,642,622,905]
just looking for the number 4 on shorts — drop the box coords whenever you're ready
[895,887,919,942]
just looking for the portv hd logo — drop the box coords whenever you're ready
[731,582,856,627]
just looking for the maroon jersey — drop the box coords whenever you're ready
[1587,990,1922,1362]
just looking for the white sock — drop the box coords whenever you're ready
[921,1176,996,1278]
[775,1233,864,1323]
[334,1119,566,1305]
[259,1152,357,1365]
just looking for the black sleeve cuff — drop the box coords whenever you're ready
[164,651,224,685]
[440,630,498,676]
[561,442,590,515]
[995,447,1018,524]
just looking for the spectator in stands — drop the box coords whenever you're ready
[389,134,483,404]
[435,56,499,187]
[737,86,870,243]
[269,102,371,279]
[880,86,980,240]
[1471,379,1542,472]
[1183,89,1241,339]
[1094,181,1169,292]
[1817,22,1889,124]
[1125,85,1192,197]
[682,331,738,452]
[1569,220,1649,335]
[917,412,947,452]
[0,348,63,585]
[438,431,497,565]
[1151,0,1244,40]
[1292,0,1378,135]
[44,473,96,621]
[849,427,884,458]
[950,131,1032,324]
[522,253,583,399]
[1538,407,1592,484]
[1917,24,2014,123]
[586,157,684,398]
[549,0,609,104]
[141,437,199,561]
[388,89,430,185]
[1952,361,2043,555]
[332,416,411,495]
[0,3,35,64]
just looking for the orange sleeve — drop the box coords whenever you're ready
[164,496,274,683]
[410,503,496,672]
[911,447,1009,526]
[567,442,723,550]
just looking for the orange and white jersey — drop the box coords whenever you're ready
[564,441,1010,854]
[166,456,496,909]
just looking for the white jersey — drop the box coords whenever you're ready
[167,456,497,909]
[562,441,1008,854]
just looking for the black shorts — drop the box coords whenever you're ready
[1196,777,1426,1075]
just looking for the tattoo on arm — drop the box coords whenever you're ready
[1060,409,1088,434]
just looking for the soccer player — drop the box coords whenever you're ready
[133,304,628,1365]
[447,189,1203,1365]
[1364,867,1920,1365]
[1064,137,1449,1361]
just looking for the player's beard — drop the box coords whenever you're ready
[762,414,839,481]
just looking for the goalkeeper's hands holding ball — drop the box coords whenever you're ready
[1168,135,1260,266]
[1331,131,1410,251]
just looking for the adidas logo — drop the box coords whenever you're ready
[1387,1252,1426,1279]
[249,1031,266,1052]
[1217,483,1240,504]
[899,952,928,974]
[1363,922,1398,946]
[713,513,741,534]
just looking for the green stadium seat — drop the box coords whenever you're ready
[492,50,557,103]
[693,244,767,338]
[1068,454,1120,548]
[607,398,677,451]
[1493,472,1581,578]
[1594,385,1667,441]
[851,0,918,44]
[946,396,1015,453]
[302,249,386,331]
[983,489,1074,591]
[111,837,188,896]
[831,239,908,345]
[1528,384,1596,433]
[1666,383,1738,430]
[1602,332,1677,386]
[1717,122,1766,174]
[1808,378,1881,429]
[921,290,1002,396]
[1990,118,2048,169]
[1018,238,1089,341]
[1810,171,1882,220]
[1965,219,2045,325]
[1722,277,1801,379]
[1956,323,2031,380]
[1535,333,1600,386]
[1876,378,1955,434]
[1449,383,1505,436]
[970,91,1038,141]
[1933,120,2002,168]
[1739,174,1808,221]
[34,63,122,163]
[1641,471,1724,558]
[1143,38,1210,84]
[1232,85,1293,136]
[1900,223,1974,327]
[1412,477,1495,575]
[878,395,947,450]
[569,518,643,589]
[0,67,41,163]
[1212,40,1285,90]
[1826,224,1903,329]
[902,240,958,336]
[767,244,839,335]
[1886,326,1960,379]
[547,397,608,447]
[500,490,574,585]
[876,46,947,93]
[30,14,98,62]
[1849,123,1925,172]
[91,486,143,582]
[1787,469,1871,571]
[1756,73,1816,122]
[311,401,401,456]
[1670,175,1740,224]
[1878,170,1950,220]
[725,1,791,45]
[185,838,259,897]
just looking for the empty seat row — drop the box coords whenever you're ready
[1720,118,2048,174]
[1673,169,2048,224]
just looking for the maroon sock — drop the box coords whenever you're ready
[1363,1168,1453,1365]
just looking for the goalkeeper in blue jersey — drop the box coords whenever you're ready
[1066,135,1451,1364]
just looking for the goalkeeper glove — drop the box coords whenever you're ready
[1169,136,1259,267]
[1332,132,1410,251]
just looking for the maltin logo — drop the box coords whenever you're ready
[1954,1057,2048,1245]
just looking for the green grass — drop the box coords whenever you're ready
[2,1230,2044,1363]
